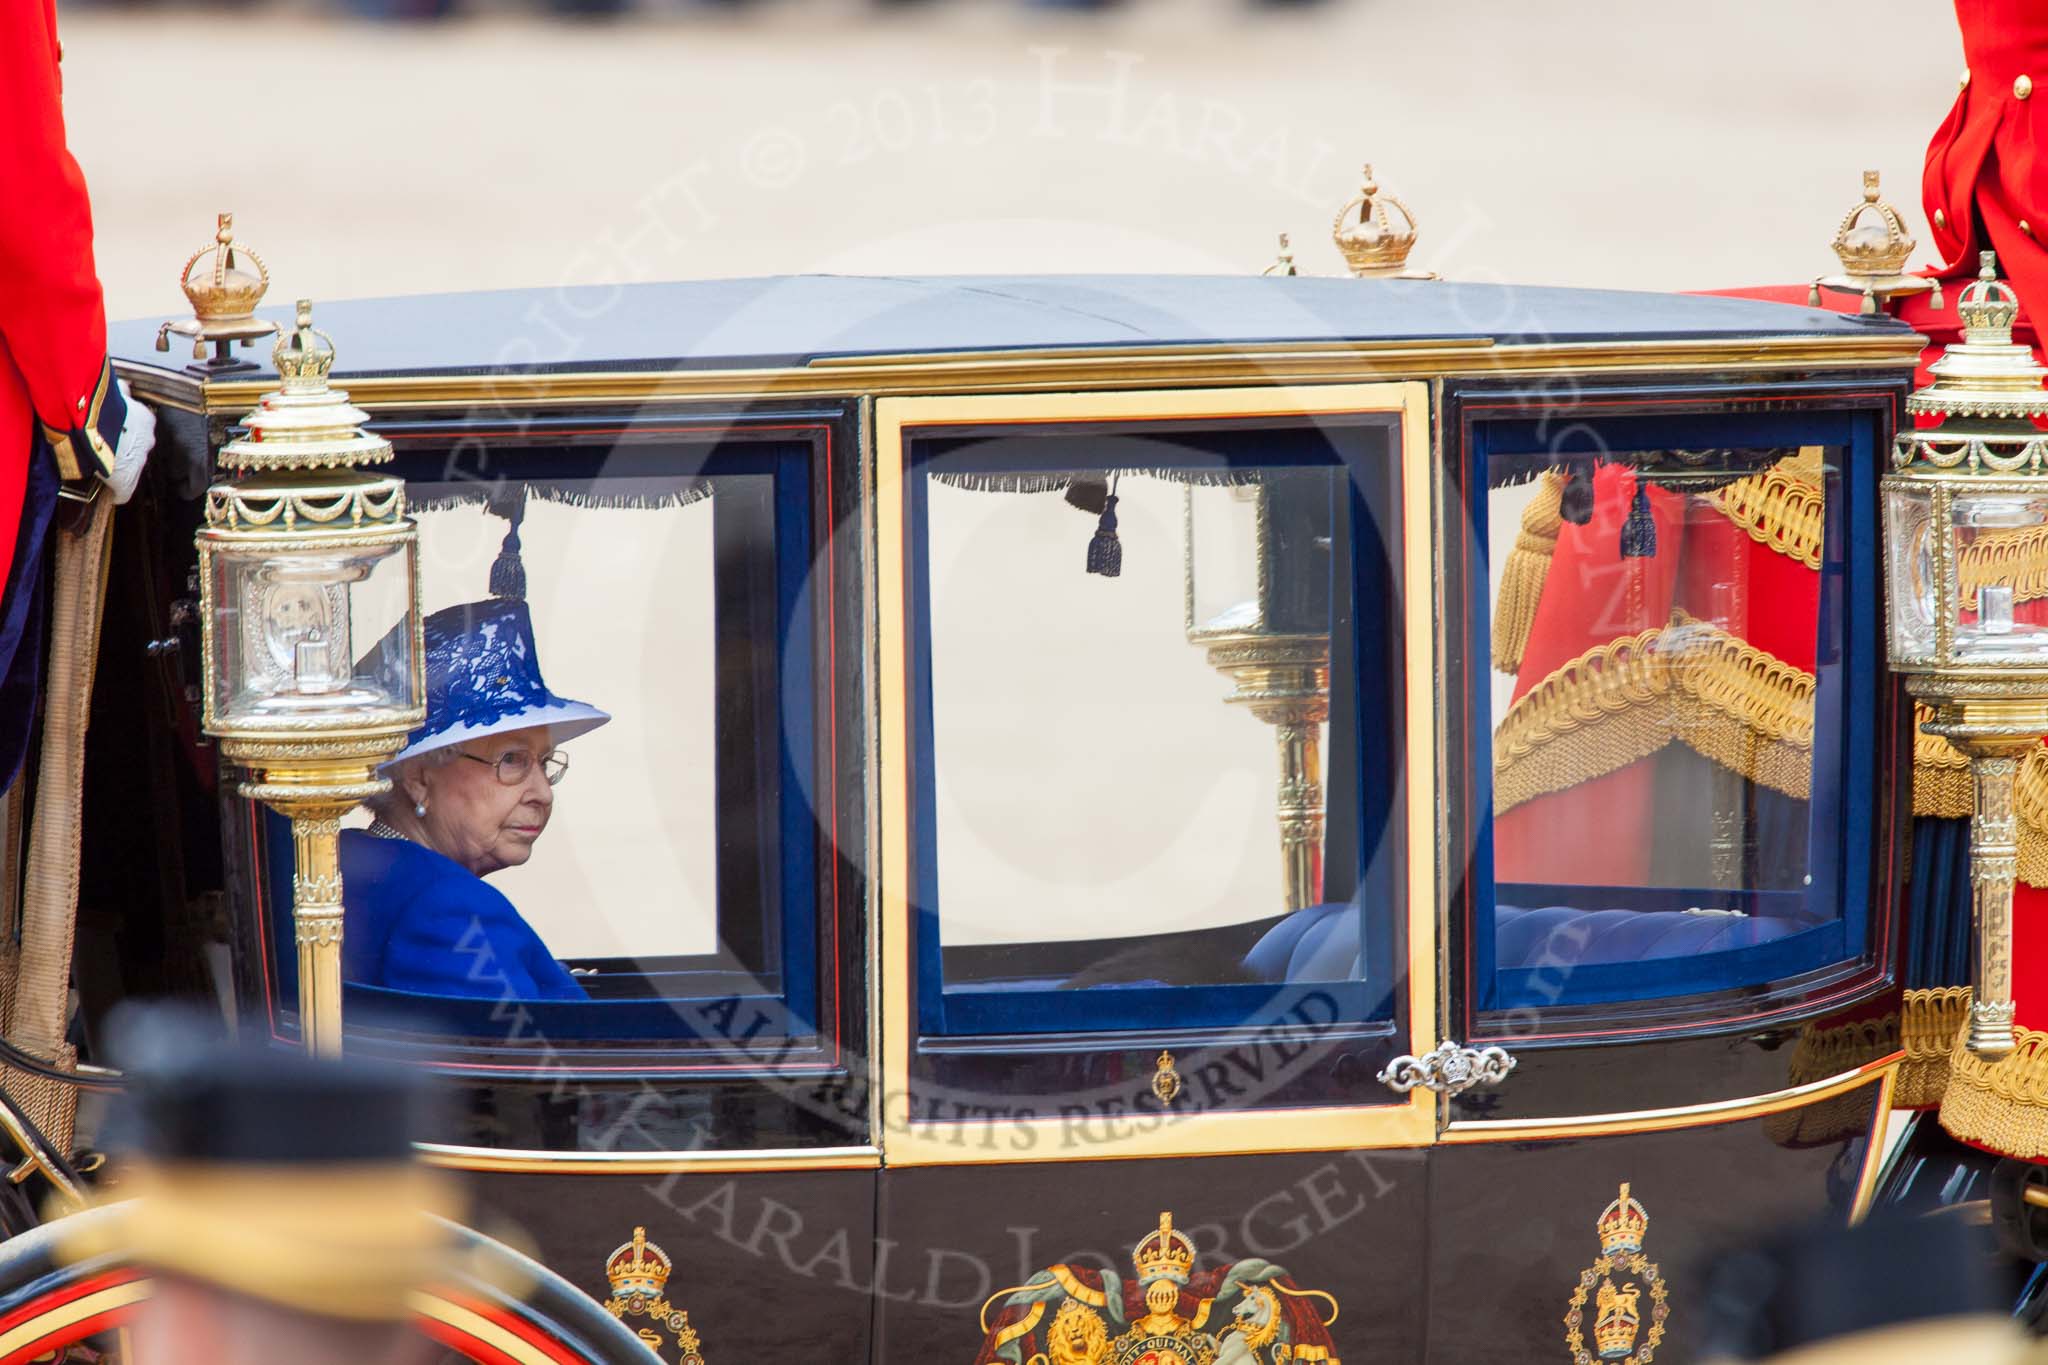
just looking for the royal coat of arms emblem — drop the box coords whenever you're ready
[1563,1184,1669,1365]
[974,1213,1341,1365]
[602,1226,707,1365]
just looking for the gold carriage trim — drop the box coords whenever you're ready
[1897,986,1973,1110]
[1914,702,2048,886]
[1941,1021,2048,1158]
[1493,611,1814,816]
[1703,447,1826,571]
[1491,469,1566,674]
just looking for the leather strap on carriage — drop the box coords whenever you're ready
[2,491,115,1158]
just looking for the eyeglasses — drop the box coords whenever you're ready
[459,748,569,787]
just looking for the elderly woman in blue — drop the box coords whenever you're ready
[340,597,608,1001]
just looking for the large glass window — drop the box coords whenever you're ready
[252,440,819,1044]
[909,419,1406,1036]
[1478,433,1872,1010]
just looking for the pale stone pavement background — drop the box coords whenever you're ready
[63,0,1962,319]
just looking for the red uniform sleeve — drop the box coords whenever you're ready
[0,0,122,484]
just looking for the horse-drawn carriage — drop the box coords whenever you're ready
[0,142,1980,1360]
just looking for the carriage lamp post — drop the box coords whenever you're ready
[1883,253,2048,1060]
[195,300,423,1056]
[1184,480,1331,915]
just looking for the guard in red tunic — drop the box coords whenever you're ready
[0,1,153,790]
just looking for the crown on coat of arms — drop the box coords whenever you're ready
[1595,1184,1649,1256]
[607,1226,674,1300]
[1332,165,1422,278]
[1132,1212,1198,1283]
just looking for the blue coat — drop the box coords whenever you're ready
[339,830,586,1001]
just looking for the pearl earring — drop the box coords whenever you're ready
[414,801,427,818]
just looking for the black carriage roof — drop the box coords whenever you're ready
[109,275,1906,380]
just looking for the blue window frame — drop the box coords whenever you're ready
[905,417,1407,1037]
[1469,409,1880,1013]
[257,439,820,1044]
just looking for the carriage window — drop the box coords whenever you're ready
[254,442,818,1044]
[1481,443,1866,1009]
[911,420,1405,1036]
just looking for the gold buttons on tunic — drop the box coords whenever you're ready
[1936,209,1948,228]
[2018,74,2034,99]
[75,396,86,412]
[1964,69,1972,89]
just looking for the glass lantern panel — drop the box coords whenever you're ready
[208,536,416,728]
[1884,483,1939,662]
[1186,481,1264,634]
[1949,490,2048,663]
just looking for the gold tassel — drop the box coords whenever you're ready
[1490,469,1565,675]
[1940,1021,2048,1158]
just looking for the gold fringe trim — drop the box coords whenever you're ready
[1940,1021,2048,1159]
[1490,468,1565,676]
[1493,610,1814,815]
[1896,987,1972,1110]
[1957,519,2048,608]
[1704,447,1826,571]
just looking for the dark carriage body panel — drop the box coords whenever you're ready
[65,273,1936,1363]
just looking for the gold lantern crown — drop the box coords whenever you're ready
[1131,1212,1197,1282]
[1830,170,1915,277]
[216,301,393,475]
[1595,1183,1648,1255]
[1897,253,2048,472]
[1332,165,1428,278]
[606,1227,674,1300]
[274,300,339,392]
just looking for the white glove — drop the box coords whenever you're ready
[110,378,156,505]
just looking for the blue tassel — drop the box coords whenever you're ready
[489,523,527,599]
[1620,481,1656,558]
[1086,495,1122,577]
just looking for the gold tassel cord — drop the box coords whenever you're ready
[1269,1282,1340,1327]
[1492,611,1814,816]
[1490,469,1565,675]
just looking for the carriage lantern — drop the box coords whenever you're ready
[1883,252,2048,1059]
[196,299,423,1055]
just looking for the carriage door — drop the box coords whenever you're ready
[1424,397,1903,1361]
[872,385,1440,1365]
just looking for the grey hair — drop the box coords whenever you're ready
[363,747,460,818]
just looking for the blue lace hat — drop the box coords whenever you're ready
[387,597,608,766]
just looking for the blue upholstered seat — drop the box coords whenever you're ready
[1240,900,1802,984]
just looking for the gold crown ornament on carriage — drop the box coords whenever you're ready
[186,238,424,1056]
